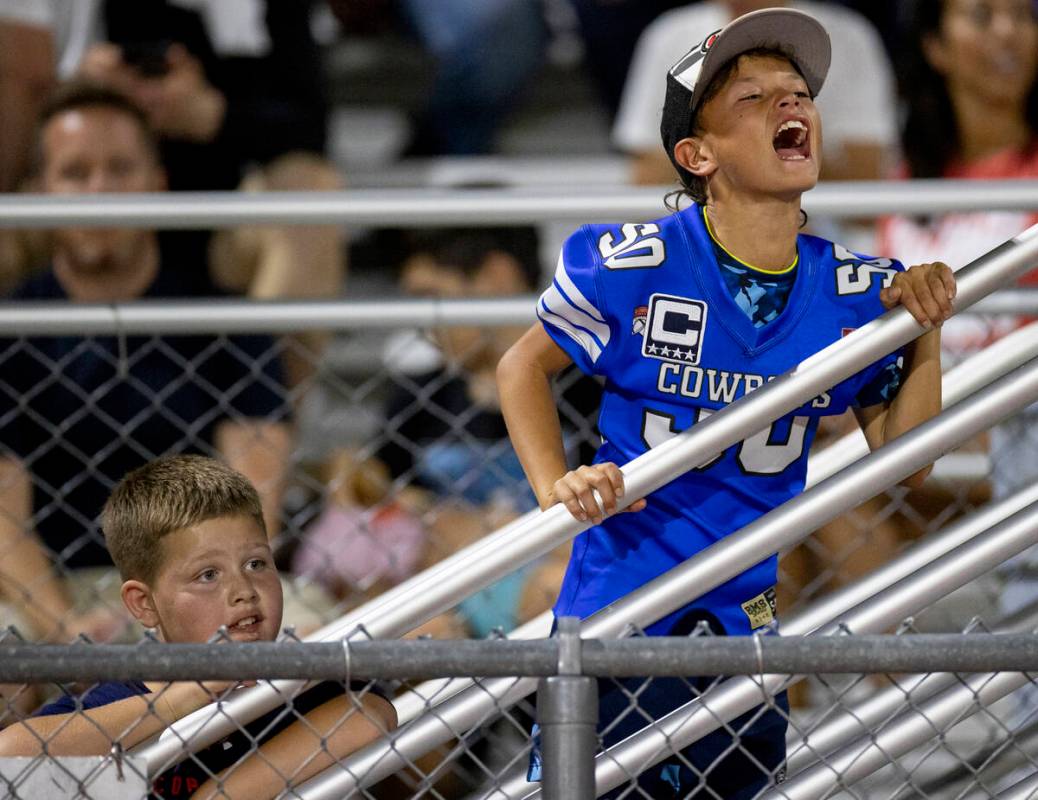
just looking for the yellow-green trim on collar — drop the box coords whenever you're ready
[702,207,798,275]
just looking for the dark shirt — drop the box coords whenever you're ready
[102,0,328,193]
[36,678,368,799]
[0,268,288,569]
[99,0,331,283]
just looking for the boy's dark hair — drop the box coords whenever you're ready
[898,0,1038,179]
[666,46,808,210]
[404,226,542,289]
[35,81,160,172]
[102,455,265,584]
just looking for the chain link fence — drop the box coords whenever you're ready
[0,301,1034,646]
[0,228,1036,796]
[0,313,603,646]
[2,622,1038,799]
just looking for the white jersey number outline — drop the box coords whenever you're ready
[598,224,666,269]
[642,408,808,476]
[833,243,899,296]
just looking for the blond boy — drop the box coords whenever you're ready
[0,455,396,799]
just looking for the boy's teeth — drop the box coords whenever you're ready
[235,617,257,628]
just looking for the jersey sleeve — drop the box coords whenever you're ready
[537,229,614,376]
[854,353,904,407]
[846,254,907,408]
[34,681,149,716]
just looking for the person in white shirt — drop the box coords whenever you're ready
[613,0,899,184]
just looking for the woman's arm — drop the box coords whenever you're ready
[497,325,645,522]
[854,262,955,488]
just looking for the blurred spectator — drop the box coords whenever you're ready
[876,0,1038,623]
[0,0,346,387]
[390,0,548,155]
[377,226,598,636]
[0,83,295,645]
[878,0,1038,272]
[613,0,899,184]
[827,1,903,56]
[293,447,426,603]
[568,0,689,116]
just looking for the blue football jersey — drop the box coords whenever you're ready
[538,203,905,637]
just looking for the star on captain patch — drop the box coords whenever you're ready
[632,305,648,335]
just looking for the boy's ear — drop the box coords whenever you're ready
[121,580,159,628]
[674,136,717,179]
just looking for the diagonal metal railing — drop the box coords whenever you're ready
[391,319,1038,731]
[893,645,1038,799]
[574,499,1038,800]
[784,598,1038,779]
[993,770,1038,800]
[133,223,1038,779]
[766,670,1037,800]
[297,244,1038,797]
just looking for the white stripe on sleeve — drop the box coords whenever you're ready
[537,303,603,365]
[541,254,611,348]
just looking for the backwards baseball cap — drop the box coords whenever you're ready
[660,8,831,186]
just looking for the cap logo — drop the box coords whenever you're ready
[669,28,722,92]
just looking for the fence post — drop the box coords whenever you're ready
[538,617,597,800]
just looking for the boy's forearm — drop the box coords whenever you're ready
[497,344,570,508]
[883,329,942,443]
[0,684,205,756]
[859,329,942,488]
[194,694,396,800]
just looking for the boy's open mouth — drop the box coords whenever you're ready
[773,119,810,161]
[230,615,261,632]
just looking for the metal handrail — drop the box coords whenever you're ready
[391,320,1038,731]
[994,770,1038,800]
[301,319,1038,795]
[806,319,1038,485]
[0,180,1037,228]
[587,501,1038,800]
[133,224,1038,777]
[765,665,1033,799]
[427,358,1038,800]
[0,289,1034,336]
[783,600,1038,777]
[6,635,1038,683]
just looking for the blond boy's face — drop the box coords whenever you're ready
[122,515,283,644]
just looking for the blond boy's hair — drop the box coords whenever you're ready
[102,455,266,584]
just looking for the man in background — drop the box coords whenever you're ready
[0,83,293,646]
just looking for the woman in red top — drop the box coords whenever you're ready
[879,0,1038,279]
[878,0,1038,635]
